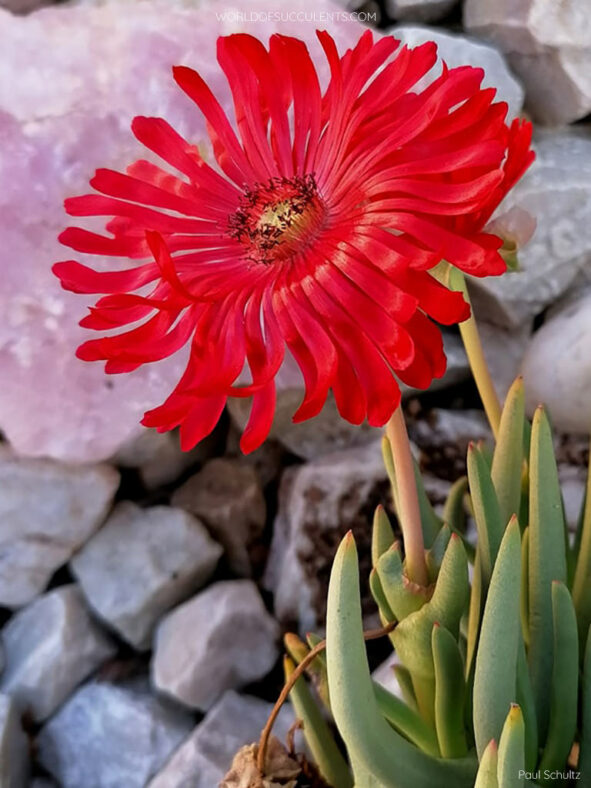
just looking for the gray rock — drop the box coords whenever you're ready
[28,781,57,788]
[264,440,389,631]
[71,502,222,650]
[171,459,265,577]
[470,129,591,328]
[0,693,29,788]
[152,581,279,711]
[112,428,211,490]
[0,448,119,608]
[464,0,591,125]
[522,290,591,435]
[410,408,492,450]
[148,691,295,788]
[558,464,587,532]
[37,681,193,788]
[387,0,458,23]
[389,24,525,119]
[0,585,116,722]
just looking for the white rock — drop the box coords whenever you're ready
[264,440,389,631]
[464,0,591,125]
[171,459,265,577]
[148,691,295,788]
[0,585,116,722]
[0,0,366,463]
[71,502,222,650]
[0,448,119,608]
[389,24,524,119]
[0,693,29,788]
[470,129,591,329]
[152,581,280,711]
[522,290,591,435]
[37,681,193,788]
[387,0,458,23]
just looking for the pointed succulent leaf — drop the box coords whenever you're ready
[491,377,525,529]
[369,567,396,624]
[515,639,538,772]
[520,527,530,649]
[393,664,418,711]
[372,504,395,567]
[284,656,353,788]
[426,524,451,582]
[528,407,567,742]
[498,704,525,788]
[466,544,483,680]
[538,582,578,776]
[412,457,443,548]
[373,681,440,756]
[326,532,477,787]
[467,443,504,586]
[393,534,469,683]
[377,545,428,621]
[443,476,469,534]
[432,623,468,758]
[572,444,591,646]
[473,517,521,759]
[475,740,499,788]
[579,626,591,782]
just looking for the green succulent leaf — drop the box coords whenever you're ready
[491,377,525,530]
[372,504,395,567]
[369,567,396,625]
[498,704,525,788]
[284,656,353,788]
[528,407,568,742]
[572,444,591,646]
[538,582,578,778]
[377,545,429,621]
[579,626,591,782]
[443,476,469,534]
[326,532,477,788]
[467,443,505,586]
[520,527,530,649]
[426,524,452,582]
[473,517,521,759]
[475,740,499,788]
[374,681,440,756]
[432,623,468,758]
[393,534,469,685]
[466,543,483,680]
[393,663,418,712]
[515,639,538,772]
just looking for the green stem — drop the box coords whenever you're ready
[448,267,502,439]
[386,407,429,587]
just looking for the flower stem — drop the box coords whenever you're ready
[449,267,502,439]
[256,620,396,774]
[386,407,429,587]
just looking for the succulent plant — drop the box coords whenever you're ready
[276,377,590,787]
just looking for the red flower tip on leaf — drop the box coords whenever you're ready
[54,29,534,453]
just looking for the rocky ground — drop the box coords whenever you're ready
[0,0,590,785]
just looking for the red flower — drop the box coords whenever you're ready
[53,30,534,453]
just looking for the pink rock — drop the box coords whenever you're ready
[0,0,367,462]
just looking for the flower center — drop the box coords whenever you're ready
[229,174,326,265]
